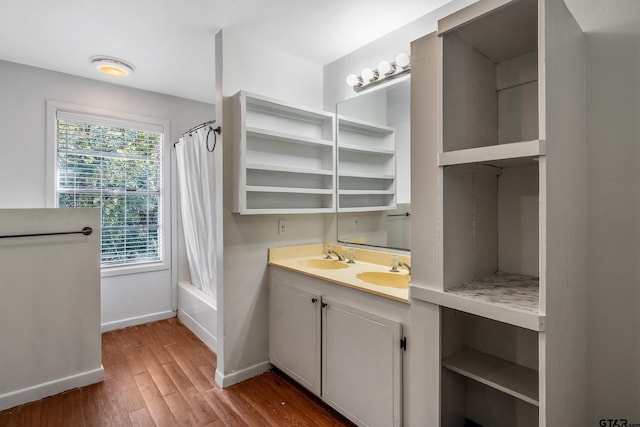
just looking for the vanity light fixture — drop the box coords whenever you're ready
[346,53,410,92]
[90,56,135,77]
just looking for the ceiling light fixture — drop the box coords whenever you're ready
[90,56,135,77]
[346,53,410,92]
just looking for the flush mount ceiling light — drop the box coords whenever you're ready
[90,56,135,77]
[346,52,410,92]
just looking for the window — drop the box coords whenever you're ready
[50,104,168,272]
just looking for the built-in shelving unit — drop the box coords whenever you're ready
[232,91,335,214]
[337,116,396,212]
[410,0,586,424]
[441,308,540,426]
[442,348,539,407]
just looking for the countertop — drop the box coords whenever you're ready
[268,243,410,303]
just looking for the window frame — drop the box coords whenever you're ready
[46,101,171,277]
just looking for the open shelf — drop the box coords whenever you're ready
[447,272,539,314]
[438,139,545,167]
[338,144,395,155]
[246,127,334,148]
[440,307,539,426]
[232,90,335,214]
[411,283,544,331]
[441,0,539,154]
[443,348,539,406]
[246,163,333,176]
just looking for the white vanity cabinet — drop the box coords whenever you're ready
[269,268,405,427]
[231,91,335,214]
[322,298,402,427]
[410,0,586,425]
[269,281,321,396]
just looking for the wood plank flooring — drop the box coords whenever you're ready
[0,318,354,427]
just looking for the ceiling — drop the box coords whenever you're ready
[0,0,638,104]
[0,0,452,103]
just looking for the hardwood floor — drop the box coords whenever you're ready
[0,318,354,427]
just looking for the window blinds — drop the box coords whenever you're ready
[55,114,163,267]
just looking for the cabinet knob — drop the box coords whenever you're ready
[311,298,318,304]
[321,302,328,308]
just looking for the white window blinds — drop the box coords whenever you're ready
[55,112,164,267]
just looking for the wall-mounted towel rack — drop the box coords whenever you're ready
[0,226,93,239]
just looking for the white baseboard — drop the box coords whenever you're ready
[178,309,218,353]
[101,310,177,333]
[215,361,272,388]
[0,366,104,412]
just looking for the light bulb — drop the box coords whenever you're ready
[396,53,410,68]
[346,73,360,87]
[378,60,393,76]
[361,67,375,83]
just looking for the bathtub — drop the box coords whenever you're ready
[177,282,218,353]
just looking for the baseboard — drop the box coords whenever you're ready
[101,310,177,332]
[178,309,218,353]
[0,366,104,412]
[215,361,272,388]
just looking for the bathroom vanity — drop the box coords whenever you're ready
[268,244,409,427]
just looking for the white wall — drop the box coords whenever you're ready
[216,28,328,385]
[585,29,640,422]
[0,208,102,410]
[0,59,215,330]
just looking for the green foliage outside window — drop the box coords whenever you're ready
[56,120,162,267]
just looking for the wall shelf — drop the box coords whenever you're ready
[247,126,334,148]
[337,115,396,212]
[232,91,335,214]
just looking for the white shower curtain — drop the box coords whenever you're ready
[175,126,217,299]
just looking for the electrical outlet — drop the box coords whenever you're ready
[278,219,287,235]
[353,216,359,229]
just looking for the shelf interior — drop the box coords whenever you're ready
[446,272,539,314]
[442,0,539,153]
[440,307,539,425]
[443,348,539,406]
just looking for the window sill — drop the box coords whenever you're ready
[101,261,169,278]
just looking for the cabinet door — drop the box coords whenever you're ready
[269,280,321,396]
[322,298,403,427]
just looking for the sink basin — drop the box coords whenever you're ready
[357,271,410,288]
[298,258,349,270]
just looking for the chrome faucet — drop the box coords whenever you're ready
[325,246,345,261]
[390,255,411,273]
[398,261,411,274]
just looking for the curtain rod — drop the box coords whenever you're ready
[174,120,221,152]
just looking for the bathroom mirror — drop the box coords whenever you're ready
[336,76,410,251]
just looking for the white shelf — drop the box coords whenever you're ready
[411,273,544,331]
[232,90,335,214]
[337,116,394,136]
[247,126,333,147]
[339,144,395,155]
[443,348,539,407]
[338,171,394,180]
[246,93,333,124]
[336,112,397,213]
[338,205,395,213]
[246,186,333,195]
[247,163,333,176]
[339,189,395,195]
[438,139,545,167]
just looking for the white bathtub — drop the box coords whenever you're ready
[177,282,218,353]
